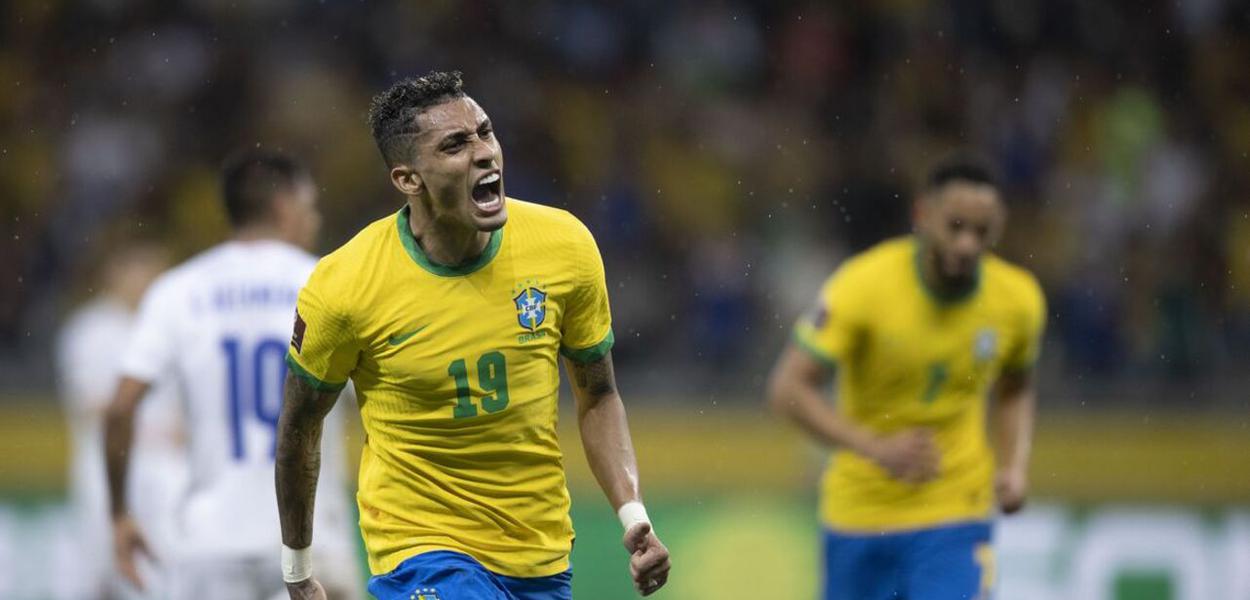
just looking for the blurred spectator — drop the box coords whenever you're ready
[3,0,1249,402]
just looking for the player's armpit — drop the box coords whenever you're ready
[275,370,340,549]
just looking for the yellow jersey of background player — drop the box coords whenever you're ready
[767,156,1046,600]
[274,71,671,600]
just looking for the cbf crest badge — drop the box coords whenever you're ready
[974,328,997,363]
[514,286,547,331]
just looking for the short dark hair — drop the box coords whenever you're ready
[220,150,310,228]
[368,70,467,167]
[926,154,998,191]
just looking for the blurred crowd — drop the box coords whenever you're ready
[3,0,1249,402]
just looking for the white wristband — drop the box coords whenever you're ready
[617,501,651,532]
[282,545,313,583]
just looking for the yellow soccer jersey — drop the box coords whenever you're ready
[285,198,614,578]
[793,236,1045,532]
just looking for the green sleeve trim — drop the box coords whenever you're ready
[792,329,837,371]
[284,352,348,393]
[560,329,615,363]
[1000,360,1037,377]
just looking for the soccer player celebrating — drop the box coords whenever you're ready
[104,152,361,599]
[767,158,1045,600]
[275,71,670,600]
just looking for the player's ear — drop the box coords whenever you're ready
[390,165,424,196]
[989,201,1007,246]
[269,190,293,227]
[911,195,928,231]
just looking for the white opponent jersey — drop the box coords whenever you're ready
[119,240,353,559]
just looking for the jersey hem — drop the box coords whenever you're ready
[284,352,347,393]
[822,516,994,536]
[559,329,614,363]
[821,508,994,534]
[375,546,572,580]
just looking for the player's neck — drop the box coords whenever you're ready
[103,286,144,312]
[406,201,491,268]
[917,243,978,301]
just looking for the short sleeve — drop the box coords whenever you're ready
[285,266,359,393]
[1003,275,1047,372]
[559,221,614,363]
[57,310,120,411]
[792,266,865,369]
[119,276,180,383]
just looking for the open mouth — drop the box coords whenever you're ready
[471,172,503,212]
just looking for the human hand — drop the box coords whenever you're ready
[995,466,1029,514]
[865,429,940,483]
[285,577,327,600]
[623,522,670,596]
[111,514,156,590]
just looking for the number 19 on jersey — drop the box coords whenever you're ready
[221,336,287,460]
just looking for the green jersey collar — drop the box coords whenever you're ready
[396,205,503,277]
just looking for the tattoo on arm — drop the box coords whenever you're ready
[567,351,640,508]
[994,368,1033,400]
[569,353,617,398]
[275,371,338,549]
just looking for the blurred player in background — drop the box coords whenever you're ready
[276,70,669,600]
[57,243,186,600]
[103,151,362,600]
[767,157,1046,600]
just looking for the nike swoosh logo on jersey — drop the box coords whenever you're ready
[387,325,428,346]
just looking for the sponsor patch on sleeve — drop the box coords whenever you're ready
[810,305,829,329]
[291,310,306,353]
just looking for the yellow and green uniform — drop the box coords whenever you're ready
[794,236,1046,532]
[286,198,614,578]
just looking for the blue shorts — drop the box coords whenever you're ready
[367,551,572,600]
[823,521,994,600]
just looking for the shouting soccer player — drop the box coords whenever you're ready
[104,152,361,599]
[767,158,1045,600]
[275,71,670,600]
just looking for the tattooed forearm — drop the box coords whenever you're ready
[275,371,338,549]
[565,351,642,508]
[569,353,617,398]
